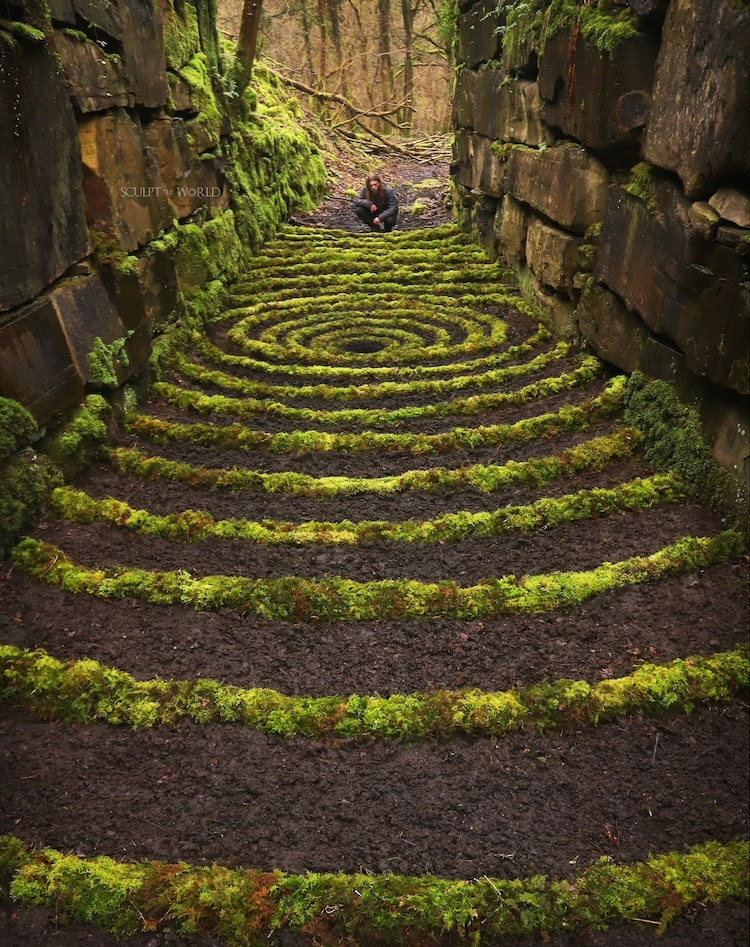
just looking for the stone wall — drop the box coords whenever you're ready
[0,0,325,426]
[452,0,750,487]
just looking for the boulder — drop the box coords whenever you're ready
[525,218,582,297]
[539,26,659,153]
[0,39,90,312]
[643,0,750,198]
[472,135,506,198]
[46,273,149,386]
[688,203,721,241]
[72,0,124,42]
[0,297,84,423]
[505,143,610,233]
[708,189,750,229]
[627,0,669,19]
[452,131,477,190]
[466,70,548,147]
[117,0,168,108]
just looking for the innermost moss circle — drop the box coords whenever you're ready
[341,340,389,354]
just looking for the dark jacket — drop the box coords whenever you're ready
[356,185,399,225]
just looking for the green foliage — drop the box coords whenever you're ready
[126,374,628,457]
[1,835,746,943]
[39,394,111,480]
[1,21,45,43]
[0,396,56,557]
[11,529,744,622]
[0,451,61,559]
[625,162,657,211]
[0,397,38,462]
[493,0,638,62]
[88,334,132,387]
[106,427,640,499]
[49,471,686,548]
[623,372,748,532]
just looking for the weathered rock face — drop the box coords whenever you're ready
[642,0,750,199]
[538,27,659,154]
[0,0,326,429]
[453,0,750,485]
[0,38,91,313]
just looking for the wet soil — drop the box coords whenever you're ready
[0,155,748,946]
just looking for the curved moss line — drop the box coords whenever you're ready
[151,357,602,427]
[174,342,570,401]
[1,835,746,944]
[1,644,746,739]
[192,325,553,381]
[175,340,568,401]
[10,531,744,621]
[107,428,642,497]
[223,300,512,366]
[49,473,686,546]
[127,374,627,455]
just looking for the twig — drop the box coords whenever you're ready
[651,732,659,763]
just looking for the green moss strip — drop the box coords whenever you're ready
[128,374,627,455]
[10,531,744,620]
[1,644,746,738]
[151,357,602,426]
[1,835,746,944]
[108,427,641,496]
[191,325,553,381]
[175,338,567,400]
[48,473,686,545]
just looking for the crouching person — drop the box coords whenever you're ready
[355,173,399,232]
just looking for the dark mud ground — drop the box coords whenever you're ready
[1,155,748,946]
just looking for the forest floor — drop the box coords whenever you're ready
[0,149,748,946]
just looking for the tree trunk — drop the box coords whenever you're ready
[235,0,264,94]
[399,0,416,132]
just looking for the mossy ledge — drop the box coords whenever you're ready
[0,644,746,739]
[0,835,746,945]
[9,531,744,621]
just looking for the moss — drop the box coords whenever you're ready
[0,397,38,463]
[60,27,88,42]
[625,161,657,212]
[11,528,743,621]
[179,52,222,146]
[38,395,112,481]
[88,334,132,388]
[0,451,61,559]
[0,20,46,43]
[162,0,201,71]
[1,835,746,942]
[2,642,746,739]
[494,0,638,62]
[623,372,748,533]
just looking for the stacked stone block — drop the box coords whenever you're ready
[452,0,749,484]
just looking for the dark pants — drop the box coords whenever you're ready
[356,206,396,232]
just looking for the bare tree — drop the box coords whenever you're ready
[234,0,264,93]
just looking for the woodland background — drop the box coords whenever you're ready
[218,0,455,139]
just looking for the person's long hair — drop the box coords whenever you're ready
[365,173,386,210]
